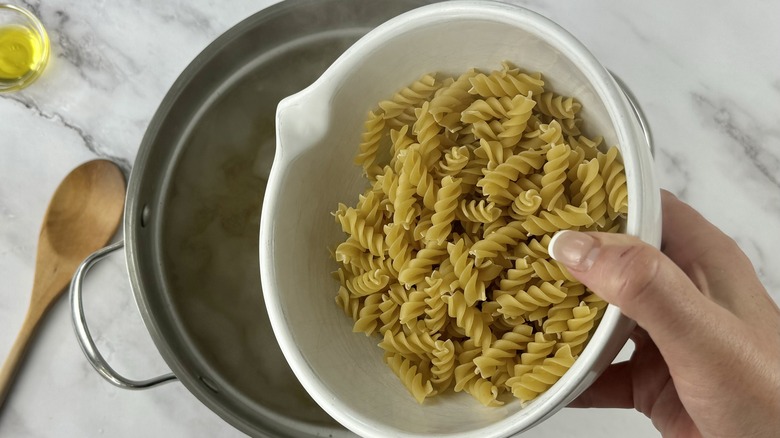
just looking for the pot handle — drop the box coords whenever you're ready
[70,240,177,390]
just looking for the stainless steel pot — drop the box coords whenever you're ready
[68,1,436,436]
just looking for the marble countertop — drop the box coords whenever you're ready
[1,0,778,437]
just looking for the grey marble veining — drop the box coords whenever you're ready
[693,93,780,189]
[1,0,779,437]
[1,93,132,171]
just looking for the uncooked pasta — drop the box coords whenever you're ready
[332,62,629,406]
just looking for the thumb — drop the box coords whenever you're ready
[548,230,731,363]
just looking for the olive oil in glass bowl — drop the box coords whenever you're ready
[0,3,49,93]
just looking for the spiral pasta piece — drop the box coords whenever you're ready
[477,149,547,203]
[473,324,534,378]
[427,176,462,245]
[468,70,544,98]
[347,269,390,297]
[379,74,439,127]
[414,101,444,168]
[452,340,480,392]
[334,237,365,265]
[399,287,428,326]
[406,208,428,240]
[539,142,570,211]
[489,360,515,390]
[448,239,487,305]
[398,246,448,288]
[476,258,503,283]
[496,281,568,318]
[534,92,581,120]
[335,285,360,321]
[559,117,582,135]
[335,208,385,257]
[354,111,386,179]
[378,327,438,360]
[384,222,413,273]
[355,190,385,228]
[470,119,504,143]
[438,256,460,289]
[541,295,579,335]
[453,130,478,146]
[574,158,608,226]
[385,353,436,404]
[510,189,543,219]
[582,292,608,319]
[422,274,450,334]
[437,146,470,177]
[446,291,493,348]
[539,120,564,145]
[482,215,509,237]
[416,172,438,211]
[470,221,527,260]
[377,286,405,336]
[599,146,629,217]
[457,155,489,189]
[512,235,551,259]
[531,258,578,282]
[456,199,501,224]
[499,93,537,147]
[475,138,509,170]
[568,134,602,159]
[464,377,504,407]
[375,166,398,208]
[509,344,575,402]
[522,204,594,236]
[352,293,384,335]
[390,125,416,159]
[518,332,557,368]
[515,123,546,151]
[566,145,587,183]
[460,96,514,123]
[560,303,598,355]
[429,69,479,132]
[347,252,394,278]
[392,172,418,229]
[401,144,426,188]
[495,257,536,299]
[430,339,456,391]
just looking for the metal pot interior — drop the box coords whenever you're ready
[124,0,438,436]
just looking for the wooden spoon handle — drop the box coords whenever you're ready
[0,306,45,409]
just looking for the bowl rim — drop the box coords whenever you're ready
[261,1,661,437]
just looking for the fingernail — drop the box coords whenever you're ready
[548,230,599,272]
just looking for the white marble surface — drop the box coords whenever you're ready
[1,0,779,437]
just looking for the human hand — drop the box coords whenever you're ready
[548,190,780,438]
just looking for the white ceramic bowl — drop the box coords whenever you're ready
[260,2,661,437]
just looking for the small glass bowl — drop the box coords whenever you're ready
[0,3,50,93]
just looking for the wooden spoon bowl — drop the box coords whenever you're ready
[0,159,126,408]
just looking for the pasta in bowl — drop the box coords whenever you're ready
[260,1,660,437]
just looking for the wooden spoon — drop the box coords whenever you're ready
[0,159,126,408]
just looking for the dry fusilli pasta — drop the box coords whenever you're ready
[332,62,629,406]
